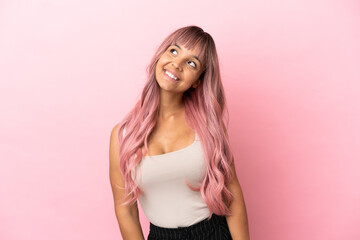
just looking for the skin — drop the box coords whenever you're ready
[110,43,250,240]
[149,43,251,239]
[141,43,206,156]
[155,43,204,120]
[109,125,145,240]
[110,44,206,240]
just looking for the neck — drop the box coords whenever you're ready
[158,89,184,121]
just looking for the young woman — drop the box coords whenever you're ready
[109,25,250,240]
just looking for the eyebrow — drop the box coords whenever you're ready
[174,44,202,66]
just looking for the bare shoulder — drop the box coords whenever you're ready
[110,123,122,140]
[109,123,126,202]
[109,123,122,166]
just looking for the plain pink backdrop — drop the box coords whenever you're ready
[0,0,359,239]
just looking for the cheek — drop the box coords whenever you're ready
[156,57,167,70]
[156,57,165,68]
[183,72,199,83]
[159,53,170,62]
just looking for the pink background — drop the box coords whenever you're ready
[1,0,359,239]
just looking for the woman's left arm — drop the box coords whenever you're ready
[225,157,250,240]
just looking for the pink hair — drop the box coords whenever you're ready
[117,25,235,219]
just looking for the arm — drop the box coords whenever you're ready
[109,124,145,240]
[225,158,250,240]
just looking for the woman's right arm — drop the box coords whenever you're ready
[109,124,145,240]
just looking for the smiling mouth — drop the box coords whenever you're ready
[164,70,180,81]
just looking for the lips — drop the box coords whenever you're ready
[164,69,180,80]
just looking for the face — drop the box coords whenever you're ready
[155,43,205,93]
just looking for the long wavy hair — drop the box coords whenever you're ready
[116,25,235,219]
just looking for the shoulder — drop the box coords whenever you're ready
[109,123,122,160]
[110,123,121,143]
[109,123,127,152]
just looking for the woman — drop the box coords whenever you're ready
[109,25,250,240]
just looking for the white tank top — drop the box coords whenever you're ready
[125,128,211,228]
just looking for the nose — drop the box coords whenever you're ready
[171,58,184,71]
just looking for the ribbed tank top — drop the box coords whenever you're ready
[124,128,211,228]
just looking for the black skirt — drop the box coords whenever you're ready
[147,214,232,240]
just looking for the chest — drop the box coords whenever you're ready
[142,122,196,157]
[135,138,206,189]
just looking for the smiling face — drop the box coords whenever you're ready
[155,43,205,93]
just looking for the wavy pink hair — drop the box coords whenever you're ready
[116,25,235,219]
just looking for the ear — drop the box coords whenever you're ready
[192,79,201,88]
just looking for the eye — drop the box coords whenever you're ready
[188,61,197,68]
[170,48,178,55]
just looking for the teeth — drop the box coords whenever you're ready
[165,70,178,80]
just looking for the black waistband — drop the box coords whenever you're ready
[149,214,225,238]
